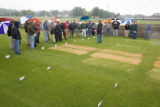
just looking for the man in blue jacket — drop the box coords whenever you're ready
[43,20,49,42]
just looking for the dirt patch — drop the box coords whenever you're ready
[90,53,141,65]
[148,68,160,82]
[154,61,160,68]
[101,49,142,58]
[61,44,96,51]
[48,47,88,55]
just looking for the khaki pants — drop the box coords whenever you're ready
[51,34,56,43]
[9,36,14,49]
[82,29,87,38]
[26,32,30,45]
[125,30,129,37]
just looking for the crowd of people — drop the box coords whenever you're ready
[7,19,151,55]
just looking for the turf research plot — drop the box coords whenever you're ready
[48,44,96,55]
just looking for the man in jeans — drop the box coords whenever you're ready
[12,21,22,55]
[145,24,151,40]
[97,20,103,43]
[28,21,36,49]
[43,20,49,42]
[105,22,112,37]
[132,21,138,39]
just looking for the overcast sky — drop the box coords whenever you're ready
[0,0,160,15]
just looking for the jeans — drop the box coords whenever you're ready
[113,29,118,36]
[133,33,137,39]
[30,35,35,49]
[105,28,110,37]
[145,30,150,40]
[44,30,48,42]
[97,34,102,43]
[14,39,20,54]
[88,29,92,37]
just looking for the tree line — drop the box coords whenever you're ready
[0,7,115,18]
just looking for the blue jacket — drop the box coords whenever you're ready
[43,21,48,30]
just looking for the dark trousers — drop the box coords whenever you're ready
[35,32,40,43]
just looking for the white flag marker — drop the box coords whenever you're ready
[114,82,118,88]
[19,76,25,82]
[55,44,57,47]
[65,42,68,45]
[97,100,102,107]
[5,55,10,59]
[41,47,45,50]
[47,66,51,71]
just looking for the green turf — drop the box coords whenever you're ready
[0,30,160,107]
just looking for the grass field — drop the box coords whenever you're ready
[0,30,160,107]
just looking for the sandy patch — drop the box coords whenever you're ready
[148,68,160,82]
[90,53,141,65]
[48,47,88,55]
[101,49,142,58]
[61,44,96,51]
[154,61,160,68]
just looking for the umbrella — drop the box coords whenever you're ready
[104,19,112,23]
[0,18,14,22]
[48,17,60,24]
[122,18,133,25]
[29,18,40,24]
[19,15,33,25]
[0,21,10,34]
[112,18,121,24]
[80,16,90,21]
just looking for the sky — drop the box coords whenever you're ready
[0,0,160,16]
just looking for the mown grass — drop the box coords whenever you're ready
[0,30,160,107]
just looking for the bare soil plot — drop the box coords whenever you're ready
[101,49,142,58]
[61,44,97,51]
[154,61,160,68]
[90,53,141,65]
[48,47,88,55]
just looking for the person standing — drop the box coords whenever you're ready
[35,22,40,43]
[43,20,49,42]
[80,21,87,39]
[7,21,14,49]
[64,21,69,39]
[50,22,56,43]
[55,21,62,42]
[125,22,130,37]
[12,21,21,55]
[28,21,36,49]
[132,21,138,39]
[112,21,120,36]
[69,21,74,39]
[97,20,103,43]
[105,22,112,37]
[61,21,66,40]
[145,24,151,40]
[92,22,96,36]
[24,20,30,46]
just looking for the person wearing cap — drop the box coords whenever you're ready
[7,21,14,49]
[12,21,21,55]
[97,20,103,43]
